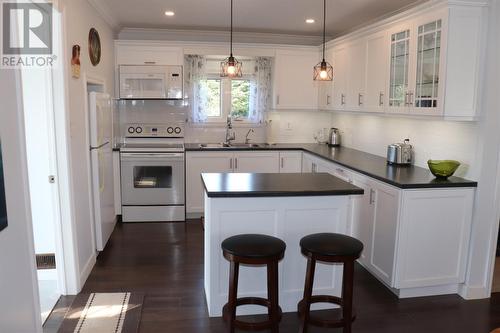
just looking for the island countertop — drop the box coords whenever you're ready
[201,172,364,198]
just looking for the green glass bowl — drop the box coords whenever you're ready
[427,160,461,178]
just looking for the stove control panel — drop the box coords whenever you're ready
[124,123,185,138]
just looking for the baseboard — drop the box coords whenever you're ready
[186,212,203,219]
[79,253,96,291]
[459,284,490,299]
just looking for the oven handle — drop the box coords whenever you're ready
[120,153,185,161]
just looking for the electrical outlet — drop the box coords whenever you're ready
[286,122,293,131]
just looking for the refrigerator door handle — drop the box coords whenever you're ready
[90,141,110,151]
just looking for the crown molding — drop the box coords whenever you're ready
[86,0,120,31]
[117,28,324,46]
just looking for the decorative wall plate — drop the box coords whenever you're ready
[88,28,101,66]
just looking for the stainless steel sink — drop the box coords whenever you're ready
[198,143,266,149]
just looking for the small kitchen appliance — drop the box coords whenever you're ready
[328,128,341,147]
[387,139,413,165]
[119,65,183,100]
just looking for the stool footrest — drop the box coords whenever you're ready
[298,295,356,328]
[223,297,283,331]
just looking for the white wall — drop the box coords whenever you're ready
[60,0,115,289]
[266,111,334,144]
[331,113,479,178]
[0,71,42,332]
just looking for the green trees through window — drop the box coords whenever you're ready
[200,78,251,120]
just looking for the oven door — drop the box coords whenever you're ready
[120,153,184,206]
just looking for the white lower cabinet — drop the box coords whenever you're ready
[186,151,297,214]
[233,152,279,173]
[302,152,475,296]
[186,152,233,214]
[279,152,302,173]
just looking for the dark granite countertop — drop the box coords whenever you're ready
[201,173,364,198]
[187,143,477,189]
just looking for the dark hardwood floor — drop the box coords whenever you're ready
[46,220,500,333]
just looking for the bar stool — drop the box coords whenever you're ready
[221,234,286,333]
[298,233,363,333]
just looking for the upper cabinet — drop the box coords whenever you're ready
[115,42,184,66]
[272,49,320,110]
[326,2,486,120]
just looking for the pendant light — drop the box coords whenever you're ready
[313,0,333,81]
[221,0,242,77]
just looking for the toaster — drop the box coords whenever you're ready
[387,139,413,165]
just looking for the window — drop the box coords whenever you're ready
[202,77,252,122]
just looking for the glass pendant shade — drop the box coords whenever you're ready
[313,59,333,81]
[221,55,242,77]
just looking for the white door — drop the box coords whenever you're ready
[365,31,389,112]
[333,45,349,110]
[350,176,374,266]
[347,39,367,111]
[233,152,280,173]
[273,50,319,110]
[89,92,115,251]
[279,152,302,173]
[186,152,233,214]
[370,181,400,286]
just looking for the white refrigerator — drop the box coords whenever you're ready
[89,92,115,251]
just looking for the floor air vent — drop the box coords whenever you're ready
[36,253,56,270]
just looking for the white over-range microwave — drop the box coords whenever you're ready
[119,65,183,100]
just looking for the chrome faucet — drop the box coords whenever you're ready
[224,116,236,145]
[245,128,255,144]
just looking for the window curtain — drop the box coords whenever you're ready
[249,57,273,123]
[184,55,208,123]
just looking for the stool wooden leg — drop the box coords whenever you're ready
[342,260,355,333]
[227,261,239,333]
[267,261,280,333]
[299,257,316,333]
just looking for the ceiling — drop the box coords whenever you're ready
[98,0,424,38]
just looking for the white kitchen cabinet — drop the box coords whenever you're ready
[279,152,302,173]
[302,152,475,297]
[115,42,184,66]
[186,152,233,214]
[332,45,349,110]
[346,39,367,111]
[395,188,474,290]
[272,49,319,110]
[365,31,388,112]
[187,151,286,214]
[233,152,279,173]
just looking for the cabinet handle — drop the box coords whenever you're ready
[230,158,233,169]
[312,163,316,173]
[336,168,344,173]
[358,93,363,106]
[341,94,346,106]
[408,91,414,106]
[281,157,284,169]
[369,189,375,205]
[379,92,384,106]
[235,157,238,170]
[276,94,280,105]
[144,61,156,64]
[404,92,409,106]
[326,95,331,105]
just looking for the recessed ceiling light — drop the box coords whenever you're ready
[306,19,315,24]
[165,11,175,16]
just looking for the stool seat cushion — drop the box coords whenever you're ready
[300,233,363,257]
[222,234,286,259]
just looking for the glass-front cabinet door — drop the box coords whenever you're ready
[388,28,411,112]
[413,19,442,113]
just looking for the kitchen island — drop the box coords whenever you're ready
[201,172,364,317]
